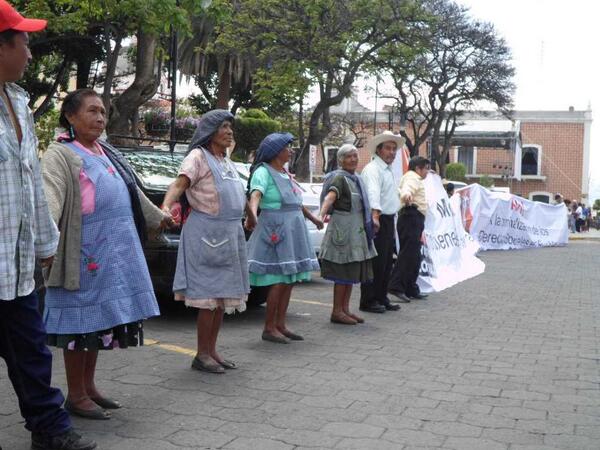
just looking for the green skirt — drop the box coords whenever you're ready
[320,259,374,285]
[47,321,144,351]
[249,271,312,287]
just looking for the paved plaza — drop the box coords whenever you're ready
[1,241,599,449]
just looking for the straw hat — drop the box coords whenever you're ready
[365,130,405,154]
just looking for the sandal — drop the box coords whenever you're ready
[191,356,225,374]
[64,399,111,420]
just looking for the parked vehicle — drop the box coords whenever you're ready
[121,147,325,306]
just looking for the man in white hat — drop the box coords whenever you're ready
[359,131,404,313]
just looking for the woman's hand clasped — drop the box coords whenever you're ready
[312,216,325,230]
[244,213,257,231]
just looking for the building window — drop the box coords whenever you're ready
[457,146,475,175]
[529,191,551,203]
[521,145,541,176]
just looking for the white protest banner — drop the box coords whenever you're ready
[417,174,485,293]
[456,184,568,250]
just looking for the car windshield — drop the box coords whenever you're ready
[122,151,185,190]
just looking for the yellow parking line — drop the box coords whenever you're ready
[145,339,196,356]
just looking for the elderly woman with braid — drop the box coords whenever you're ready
[318,144,377,325]
[246,133,323,344]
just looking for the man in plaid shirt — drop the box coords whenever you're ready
[0,1,95,449]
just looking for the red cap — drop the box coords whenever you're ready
[0,0,47,33]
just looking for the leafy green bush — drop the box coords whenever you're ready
[478,174,494,188]
[445,163,467,182]
[234,109,281,160]
[35,109,59,156]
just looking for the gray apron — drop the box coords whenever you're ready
[173,149,250,299]
[320,177,378,264]
[248,164,319,275]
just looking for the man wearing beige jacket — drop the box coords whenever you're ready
[389,156,430,301]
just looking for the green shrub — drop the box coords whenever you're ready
[35,109,59,156]
[479,174,494,188]
[234,109,281,160]
[445,163,467,182]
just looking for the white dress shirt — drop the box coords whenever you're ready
[360,155,401,215]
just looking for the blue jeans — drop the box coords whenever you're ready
[0,292,71,437]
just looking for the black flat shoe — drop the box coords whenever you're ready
[192,356,225,374]
[383,303,401,311]
[64,400,110,420]
[90,396,121,409]
[262,331,290,344]
[359,304,386,313]
[32,430,97,450]
[409,293,429,300]
[280,329,304,341]
[219,360,237,370]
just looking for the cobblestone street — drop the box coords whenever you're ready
[2,241,599,449]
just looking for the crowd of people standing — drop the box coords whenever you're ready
[0,2,432,449]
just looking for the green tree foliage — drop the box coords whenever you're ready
[233,109,281,160]
[445,163,467,182]
[382,0,515,175]
[229,0,426,179]
[593,199,600,211]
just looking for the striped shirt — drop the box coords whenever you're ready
[0,83,59,300]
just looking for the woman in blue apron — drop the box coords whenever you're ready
[42,90,170,420]
[247,133,323,344]
[162,109,254,374]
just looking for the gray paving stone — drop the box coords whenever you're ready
[422,421,482,437]
[543,434,600,450]
[320,422,385,439]
[166,429,235,448]
[481,427,544,445]
[381,429,446,447]
[443,437,508,450]
[333,438,401,449]
[491,406,547,420]
[222,437,294,450]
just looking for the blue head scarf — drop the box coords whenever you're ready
[188,109,234,152]
[254,132,294,164]
[247,132,294,196]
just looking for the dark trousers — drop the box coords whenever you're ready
[0,292,71,437]
[389,207,425,297]
[360,214,395,307]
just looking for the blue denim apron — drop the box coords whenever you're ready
[44,142,159,334]
[173,149,250,300]
[247,164,319,275]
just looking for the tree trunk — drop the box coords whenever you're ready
[33,59,70,121]
[216,62,231,109]
[294,103,329,180]
[107,30,159,144]
[76,57,92,89]
[102,26,123,119]
[297,97,305,150]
